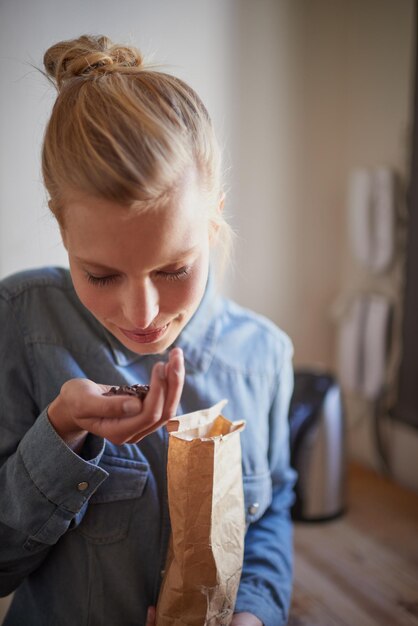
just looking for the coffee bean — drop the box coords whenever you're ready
[103,384,150,400]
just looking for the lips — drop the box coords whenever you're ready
[119,323,169,344]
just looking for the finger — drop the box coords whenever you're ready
[75,401,144,444]
[124,362,170,443]
[146,606,156,626]
[126,350,184,443]
[94,365,165,441]
[84,363,167,444]
[141,362,167,425]
[120,362,167,444]
[74,382,143,422]
[86,364,166,443]
[162,347,185,419]
[59,379,142,426]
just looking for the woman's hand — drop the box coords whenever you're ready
[47,347,184,451]
[231,613,263,626]
[146,606,156,625]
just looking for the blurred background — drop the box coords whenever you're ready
[1,1,418,623]
[1,0,416,487]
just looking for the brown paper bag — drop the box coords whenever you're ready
[156,400,246,626]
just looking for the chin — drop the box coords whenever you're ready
[126,340,172,355]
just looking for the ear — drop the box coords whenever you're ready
[209,193,225,244]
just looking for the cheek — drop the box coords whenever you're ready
[182,258,209,306]
[72,276,117,319]
[164,260,208,315]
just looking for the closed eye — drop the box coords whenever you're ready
[85,273,119,287]
[156,266,191,281]
[84,266,191,286]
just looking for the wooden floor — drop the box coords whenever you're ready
[288,462,418,626]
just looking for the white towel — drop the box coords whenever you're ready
[347,167,396,273]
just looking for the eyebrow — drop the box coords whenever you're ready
[74,245,200,272]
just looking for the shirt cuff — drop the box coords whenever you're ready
[19,409,108,514]
[4,409,110,548]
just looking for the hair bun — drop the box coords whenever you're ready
[43,34,144,88]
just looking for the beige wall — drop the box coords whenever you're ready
[227,0,416,487]
[228,0,414,370]
[229,0,349,369]
[335,1,415,481]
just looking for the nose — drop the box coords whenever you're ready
[122,277,159,329]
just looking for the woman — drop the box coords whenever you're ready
[0,35,296,626]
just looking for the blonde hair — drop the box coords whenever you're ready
[41,34,233,259]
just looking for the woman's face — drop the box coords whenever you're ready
[62,174,215,355]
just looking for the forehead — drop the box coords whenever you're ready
[63,180,208,270]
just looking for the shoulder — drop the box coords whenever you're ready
[0,267,95,347]
[0,266,73,302]
[213,296,293,376]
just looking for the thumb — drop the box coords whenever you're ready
[96,395,142,418]
[146,606,156,625]
[78,382,142,418]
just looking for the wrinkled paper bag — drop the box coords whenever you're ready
[156,400,246,626]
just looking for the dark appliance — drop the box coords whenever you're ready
[289,370,346,522]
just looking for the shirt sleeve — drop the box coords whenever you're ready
[234,335,297,626]
[0,294,108,597]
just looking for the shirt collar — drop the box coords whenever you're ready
[104,270,222,373]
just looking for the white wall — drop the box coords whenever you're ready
[228,0,414,369]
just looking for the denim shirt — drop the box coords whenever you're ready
[0,267,296,626]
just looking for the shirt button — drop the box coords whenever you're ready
[77,481,89,492]
[248,502,260,516]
